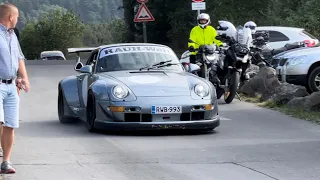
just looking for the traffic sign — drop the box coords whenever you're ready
[192,2,206,10]
[134,3,155,22]
[137,0,148,3]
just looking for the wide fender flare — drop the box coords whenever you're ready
[58,76,81,108]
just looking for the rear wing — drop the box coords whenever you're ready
[67,47,97,64]
[67,47,97,55]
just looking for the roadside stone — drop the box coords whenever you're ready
[270,82,310,105]
[239,66,281,99]
[287,91,320,111]
[246,64,260,78]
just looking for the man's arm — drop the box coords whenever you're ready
[188,27,197,48]
[17,41,28,79]
[16,40,30,92]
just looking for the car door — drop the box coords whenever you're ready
[77,50,98,113]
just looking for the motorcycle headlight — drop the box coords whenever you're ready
[287,55,307,66]
[112,85,129,99]
[194,84,209,97]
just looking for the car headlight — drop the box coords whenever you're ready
[194,84,209,97]
[112,85,129,99]
[287,55,307,66]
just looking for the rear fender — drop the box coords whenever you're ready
[58,76,81,111]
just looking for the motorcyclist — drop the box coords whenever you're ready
[244,21,257,35]
[188,13,223,65]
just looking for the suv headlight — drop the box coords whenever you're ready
[288,55,307,66]
[194,84,209,97]
[112,85,129,99]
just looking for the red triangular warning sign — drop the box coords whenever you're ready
[134,3,155,22]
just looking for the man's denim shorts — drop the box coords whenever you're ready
[0,83,19,128]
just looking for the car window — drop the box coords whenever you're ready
[96,45,183,72]
[268,31,290,42]
[301,30,317,39]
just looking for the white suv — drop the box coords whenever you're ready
[255,26,319,49]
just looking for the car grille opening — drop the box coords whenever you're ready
[191,112,204,120]
[180,113,191,121]
[124,113,140,122]
[124,112,206,122]
[142,114,152,122]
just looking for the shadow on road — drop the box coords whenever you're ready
[18,119,218,138]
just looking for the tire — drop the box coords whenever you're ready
[86,91,97,132]
[224,71,240,104]
[216,87,224,99]
[307,66,320,93]
[58,89,78,123]
[200,63,208,80]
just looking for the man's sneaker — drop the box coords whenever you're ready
[0,161,15,174]
[0,148,3,157]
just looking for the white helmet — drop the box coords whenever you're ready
[216,20,237,40]
[197,13,210,29]
[244,21,257,34]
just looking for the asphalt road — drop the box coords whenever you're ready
[2,63,320,180]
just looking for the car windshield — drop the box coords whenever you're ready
[95,45,184,72]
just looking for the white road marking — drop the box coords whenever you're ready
[220,116,232,121]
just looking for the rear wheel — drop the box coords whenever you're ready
[224,71,240,104]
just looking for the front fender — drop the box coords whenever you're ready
[59,75,81,108]
[185,73,216,100]
[89,79,137,102]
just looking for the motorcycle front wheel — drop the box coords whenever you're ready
[224,70,240,104]
[200,63,208,80]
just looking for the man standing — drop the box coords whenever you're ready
[0,2,30,174]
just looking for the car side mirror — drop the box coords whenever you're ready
[74,62,83,71]
[189,63,200,73]
[79,65,92,74]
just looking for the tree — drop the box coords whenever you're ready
[20,9,85,59]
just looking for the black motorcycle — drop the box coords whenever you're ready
[187,37,249,104]
[250,31,307,67]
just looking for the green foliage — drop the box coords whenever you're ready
[20,9,85,59]
[4,0,123,26]
[83,18,129,47]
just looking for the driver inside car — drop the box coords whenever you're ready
[187,13,224,65]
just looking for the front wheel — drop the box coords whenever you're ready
[224,70,240,104]
[200,63,209,80]
[86,91,97,132]
[307,66,320,93]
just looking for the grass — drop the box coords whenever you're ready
[239,93,320,124]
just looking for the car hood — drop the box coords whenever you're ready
[273,47,320,59]
[101,71,192,97]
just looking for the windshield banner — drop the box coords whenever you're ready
[99,45,175,58]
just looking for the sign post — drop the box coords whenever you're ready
[191,0,206,15]
[134,0,155,43]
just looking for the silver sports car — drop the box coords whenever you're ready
[57,43,220,132]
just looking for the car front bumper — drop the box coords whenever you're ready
[94,116,220,131]
[275,60,309,86]
[94,96,220,131]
